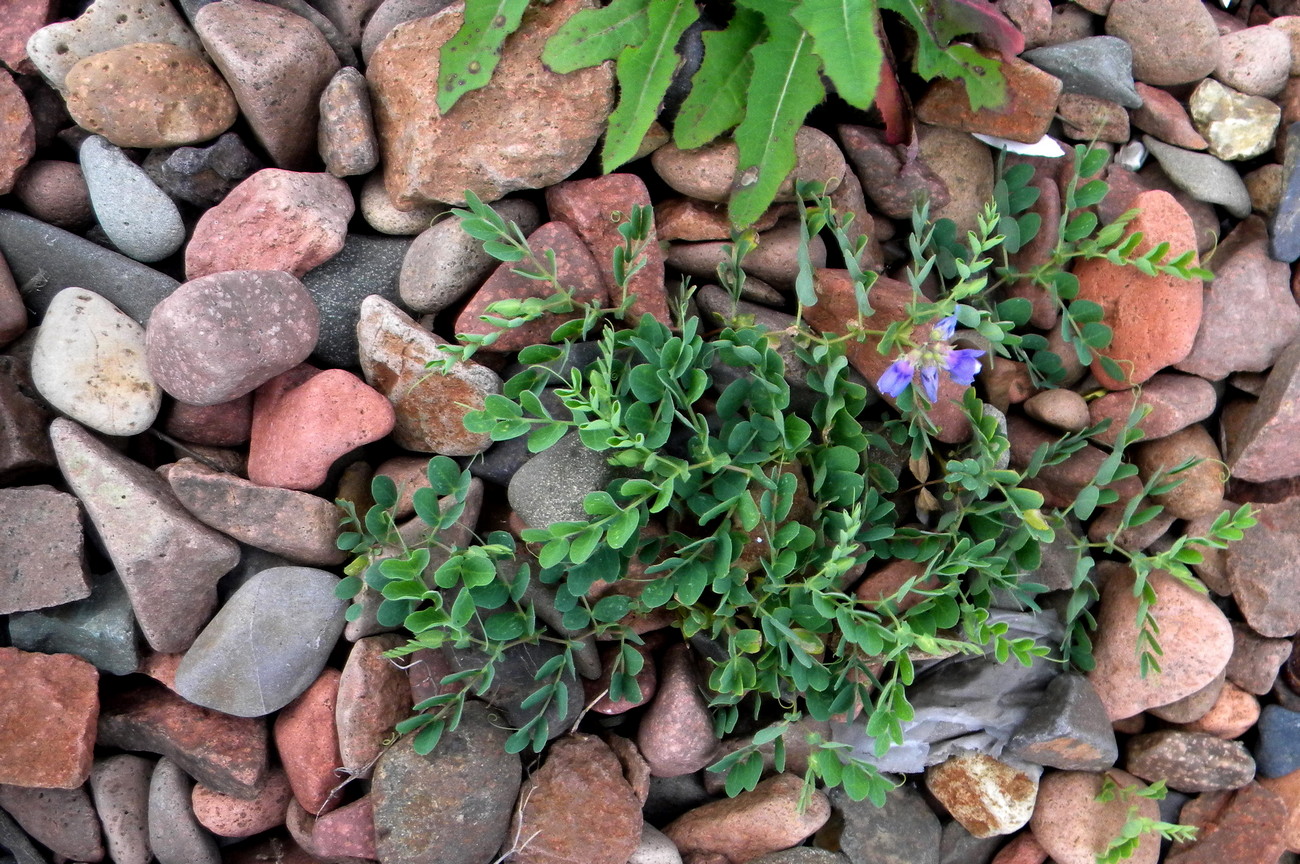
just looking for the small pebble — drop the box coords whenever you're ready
[80,135,184,263]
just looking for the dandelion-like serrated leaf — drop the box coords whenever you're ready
[791,0,882,110]
[729,0,825,226]
[437,0,532,113]
[673,9,765,149]
[542,0,651,72]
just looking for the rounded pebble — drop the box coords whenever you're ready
[80,134,185,263]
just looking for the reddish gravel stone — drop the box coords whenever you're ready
[313,794,378,859]
[0,783,104,861]
[838,123,950,220]
[0,0,52,73]
[1223,493,1300,637]
[145,270,321,408]
[195,0,340,170]
[650,126,845,204]
[1226,621,1292,695]
[1133,425,1225,520]
[1032,769,1160,864]
[1073,190,1203,388]
[64,43,238,149]
[1169,782,1288,864]
[917,53,1061,144]
[509,735,643,864]
[1227,341,1300,483]
[584,641,657,715]
[0,486,89,614]
[247,365,395,491]
[1088,567,1233,720]
[637,644,719,778]
[806,270,971,444]
[654,197,784,242]
[336,634,411,779]
[1008,415,1142,509]
[274,668,345,815]
[368,0,613,208]
[11,160,93,230]
[185,169,354,280]
[1132,83,1211,149]
[0,71,35,196]
[0,648,98,788]
[1106,0,1221,85]
[546,174,669,325]
[97,682,268,800]
[455,221,609,353]
[991,832,1049,864]
[192,768,293,838]
[664,773,830,863]
[163,395,253,447]
[1257,768,1300,851]
[1087,373,1218,446]
[1184,681,1261,739]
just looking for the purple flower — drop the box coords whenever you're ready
[876,314,985,403]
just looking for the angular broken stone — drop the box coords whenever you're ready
[0,485,89,614]
[1006,672,1119,771]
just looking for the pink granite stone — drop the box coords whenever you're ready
[637,644,718,777]
[247,364,396,491]
[274,668,345,815]
[0,648,98,788]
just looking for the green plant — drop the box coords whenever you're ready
[337,144,1254,807]
[1095,777,1198,863]
[437,0,1024,226]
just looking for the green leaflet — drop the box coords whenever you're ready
[878,0,1006,110]
[791,0,882,111]
[672,9,764,150]
[602,0,700,171]
[437,0,532,113]
[542,0,651,73]
[729,0,825,227]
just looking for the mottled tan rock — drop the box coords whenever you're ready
[318,66,378,178]
[1189,78,1281,161]
[1058,93,1130,143]
[64,43,237,148]
[1072,190,1203,388]
[654,198,783,242]
[368,0,613,208]
[1024,388,1090,432]
[1088,567,1233,720]
[509,735,643,864]
[917,122,996,237]
[0,648,98,788]
[663,773,830,863]
[1125,730,1256,792]
[925,752,1041,838]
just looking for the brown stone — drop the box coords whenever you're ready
[1168,783,1288,864]
[318,66,378,178]
[64,43,237,149]
[97,682,268,799]
[1106,0,1221,85]
[1132,83,1211,150]
[368,0,613,208]
[1088,567,1233,720]
[336,634,411,779]
[454,221,608,352]
[274,668,345,815]
[655,198,784,242]
[0,70,35,196]
[1184,681,1261,739]
[805,270,971,444]
[649,126,846,204]
[855,559,939,612]
[664,773,830,863]
[1087,372,1218,447]
[0,486,89,614]
[1258,768,1300,852]
[1227,341,1300,483]
[917,122,996,237]
[1224,493,1300,636]
[11,160,92,231]
[605,734,651,804]
[196,0,340,169]
[1125,730,1256,792]
[1007,415,1142,509]
[1023,389,1091,432]
[1226,621,1291,695]
[990,832,1049,864]
[916,51,1062,144]
[0,783,104,861]
[1058,93,1130,142]
[838,123,950,219]
[546,174,669,325]
[509,735,643,864]
[1073,190,1203,388]
[637,644,718,777]
[1031,769,1160,864]
[1132,425,1225,520]
[0,648,97,788]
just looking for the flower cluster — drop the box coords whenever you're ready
[877,315,984,403]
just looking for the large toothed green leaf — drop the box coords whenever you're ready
[672,8,765,150]
[542,0,651,73]
[437,0,532,113]
[729,0,825,227]
[791,0,882,111]
[601,0,700,171]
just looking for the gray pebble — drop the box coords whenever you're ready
[1022,36,1143,108]
[1143,134,1252,218]
[80,135,185,263]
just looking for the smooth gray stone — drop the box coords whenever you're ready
[174,566,348,717]
[751,851,850,864]
[80,136,185,264]
[0,809,46,864]
[302,233,410,368]
[831,610,1063,773]
[508,430,617,530]
[8,570,141,676]
[1272,121,1300,262]
[0,210,178,324]
[1143,135,1252,219]
[834,783,941,864]
[147,758,220,864]
[1006,672,1118,771]
[1021,37,1143,109]
[939,819,1001,864]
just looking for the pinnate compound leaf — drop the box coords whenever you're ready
[602,0,700,171]
[672,9,765,149]
[791,0,882,111]
[542,0,651,72]
[437,0,532,113]
[729,0,825,226]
